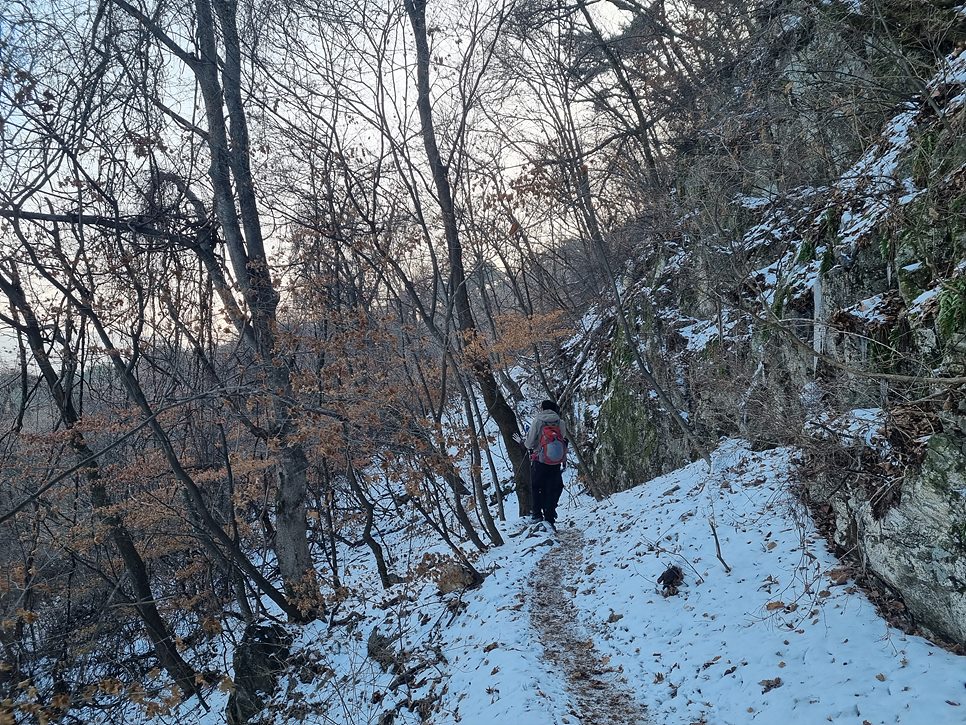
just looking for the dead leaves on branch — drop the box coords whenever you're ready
[461,310,570,365]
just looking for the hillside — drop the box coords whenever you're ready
[0,1,963,723]
[574,5,966,654]
[156,442,965,725]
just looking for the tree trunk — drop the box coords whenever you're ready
[462,395,504,545]
[188,0,316,595]
[404,0,533,515]
[345,461,394,589]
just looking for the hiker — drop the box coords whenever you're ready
[524,400,568,527]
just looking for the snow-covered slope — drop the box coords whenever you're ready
[424,440,964,725]
[180,439,959,725]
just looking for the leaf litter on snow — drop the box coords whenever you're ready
[431,439,966,725]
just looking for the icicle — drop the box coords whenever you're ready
[812,273,825,373]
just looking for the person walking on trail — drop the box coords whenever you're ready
[524,400,568,527]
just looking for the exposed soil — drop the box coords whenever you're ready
[528,526,651,725]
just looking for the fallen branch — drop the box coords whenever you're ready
[710,515,732,573]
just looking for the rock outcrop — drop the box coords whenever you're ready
[580,1,966,646]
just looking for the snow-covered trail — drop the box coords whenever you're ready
[172,439,965,725]
[530,526,651,725]
[433,440,965,725]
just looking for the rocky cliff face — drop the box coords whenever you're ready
[578,1,966,647]
[820,431,966,644]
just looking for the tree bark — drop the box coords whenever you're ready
[462,394,504,545]
[186,0,316,597]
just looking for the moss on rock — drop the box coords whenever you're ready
[591,329,671,493]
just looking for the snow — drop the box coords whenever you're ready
[830,52,966,262]
[735,194,773,210]
[750,250,823,308]
[912,289,939,306]
[576,307,603,336]
[742,47,965,304]
[908,287,941,318]
[438,553,574,723]
[434,440,964,724]
[898,177,923,205]
[937,50,966,109]
[671,309,749,355]
[839,106,916,197]
[806,408,892,456]
[842,294,890,324]
[678,319,721,353]
[107,52,966,715]
[141,440,966,725]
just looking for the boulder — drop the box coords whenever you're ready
[817,432,966,646]
[434,561,482,594]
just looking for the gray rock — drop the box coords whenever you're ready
[821,434,966,645]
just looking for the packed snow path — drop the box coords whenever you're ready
[529,526,651,725]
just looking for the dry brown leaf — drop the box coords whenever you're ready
[759,677,783,693]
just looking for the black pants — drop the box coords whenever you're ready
[531,461,564,523]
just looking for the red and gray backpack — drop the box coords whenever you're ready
[533,423,566,465]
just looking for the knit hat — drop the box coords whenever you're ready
[540,399,560,414]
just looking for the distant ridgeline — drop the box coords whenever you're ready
[573,1,966,648]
